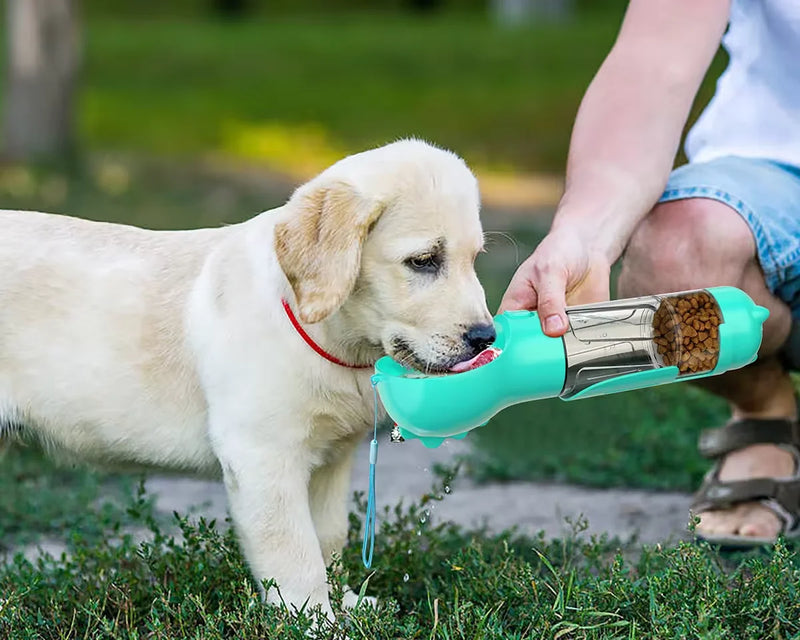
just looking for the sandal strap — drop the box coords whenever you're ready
[698,419,800,459]
[693,477,800,510]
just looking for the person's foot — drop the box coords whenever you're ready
[695,443,796,539]
[694,358,798,541]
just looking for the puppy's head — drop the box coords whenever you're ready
[275,139,493,372]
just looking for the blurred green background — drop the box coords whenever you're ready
[0,0,733,517]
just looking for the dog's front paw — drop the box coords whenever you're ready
[341,585,378,610]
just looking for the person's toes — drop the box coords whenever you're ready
[709,508,742,535]
[736,504,782,538]
[695,509,726,535]
[696,503,783,539]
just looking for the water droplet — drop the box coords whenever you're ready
[403,573,409,582]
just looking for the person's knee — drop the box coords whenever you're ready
[618,198,756,297]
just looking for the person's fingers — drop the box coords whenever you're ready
[566,265,611,307]
[498,266,538,314]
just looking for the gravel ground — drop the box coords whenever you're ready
[139,434,694,548]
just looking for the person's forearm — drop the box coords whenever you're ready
[551,0,730,264]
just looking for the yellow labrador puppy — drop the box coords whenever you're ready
[0,139,494,618]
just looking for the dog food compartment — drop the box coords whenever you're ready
[560,290,722,398]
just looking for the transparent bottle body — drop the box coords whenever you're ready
[560,289,722,398]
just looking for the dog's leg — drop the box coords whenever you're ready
[309,435,377,611]
[212,433,333,619]
[309,436,360,567]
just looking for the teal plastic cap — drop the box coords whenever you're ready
[707,286,769,372]
[751,305,770,325]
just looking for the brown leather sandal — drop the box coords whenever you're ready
[691,417,800,547]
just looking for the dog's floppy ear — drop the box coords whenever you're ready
[275,179,385,324]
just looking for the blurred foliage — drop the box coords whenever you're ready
[72,13,621,175]
[2,3,724,177]
[0,155,290,229]
[1,4,727,178]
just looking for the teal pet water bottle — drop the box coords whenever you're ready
[372,287,769,448]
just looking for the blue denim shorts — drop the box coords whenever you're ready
[659,156,800,318]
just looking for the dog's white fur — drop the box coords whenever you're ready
[0,139,491,617]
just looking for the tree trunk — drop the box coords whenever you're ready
[2,0,81,163]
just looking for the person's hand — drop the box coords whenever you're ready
[498,228,612,337]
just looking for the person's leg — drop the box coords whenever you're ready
[618,196,796,539]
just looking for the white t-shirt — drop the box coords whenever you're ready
[685,0,800,168]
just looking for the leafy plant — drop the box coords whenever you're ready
[3,463,800,638]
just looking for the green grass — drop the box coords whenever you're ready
[0,155,288,230]
[0,5,726,176]
[3,459,800,639]
[76,11,620,174]
[467,384,728,491]
[0,445,147,554]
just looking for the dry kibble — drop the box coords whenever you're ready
[651,291,722,375]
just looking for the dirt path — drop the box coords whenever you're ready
[144,435,694,547]
[13,436,692,565]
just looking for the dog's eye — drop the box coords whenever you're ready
[405,253,441,273]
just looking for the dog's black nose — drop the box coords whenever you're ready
[464,323,496,355]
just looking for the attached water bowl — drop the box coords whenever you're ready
[372,321,510,448]
[371,309,568,447]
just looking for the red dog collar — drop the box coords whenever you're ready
[281,298,373,369]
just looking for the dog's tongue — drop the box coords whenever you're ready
[449,347,502,373]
